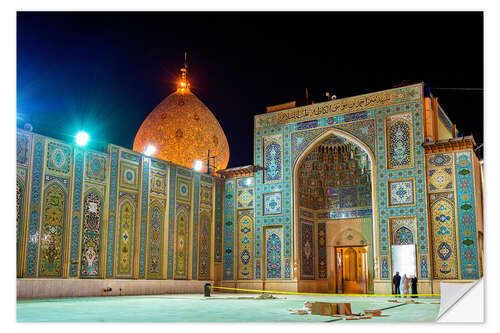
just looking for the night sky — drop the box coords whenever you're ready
[17,12,484,168]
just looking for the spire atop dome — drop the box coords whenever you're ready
[177,51,190,92]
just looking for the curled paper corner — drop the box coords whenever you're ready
[437,278,484,322]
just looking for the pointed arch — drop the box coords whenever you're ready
[265,226,283,279]
[393,226,414,245]
[198,209,211,279]
[237,211,254,280]
[174,204,190,279]
[116,195,136,277]
[429,195,458,279]
[38,180,67,277]
[292,127,379,282]
[147,199,165,279]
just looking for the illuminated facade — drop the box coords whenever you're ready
[16,83,483,297]
[218,83,483,294]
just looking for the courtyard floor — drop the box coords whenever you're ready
[17,293,440,322]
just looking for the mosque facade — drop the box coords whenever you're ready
[16,81,483,297]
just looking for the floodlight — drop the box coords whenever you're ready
[144,144,157,156]
[193,160,203,172]
[75,131,89,146]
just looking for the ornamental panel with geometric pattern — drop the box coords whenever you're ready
[386,113,414,169]
[265,226,283,279]
[116,196,136,278]
[455,150,479,279]
[263,134,283,183]
[46,141,72,174]
[429,192,458,279]
[237,209,254,280]
[85,153,106,182]
[198,208,211,280]
[150,171,167,196]
[390,217,416,245]
[263,192,282,216]
[148,200,165,279]
[174,203,190,279]
[119,161,139,191]
[317,222,327,279]
[80,192,103,278]
[300,220,314,279]
[388,179,415,206]
[39,181,67,277]
[223,179,235,280]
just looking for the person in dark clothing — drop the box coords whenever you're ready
[411,275,418,298]
[393,272,401,297]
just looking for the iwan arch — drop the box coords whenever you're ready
[16,83,483,298]
[292,128,378,294]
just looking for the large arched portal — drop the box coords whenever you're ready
[293,129,377,293]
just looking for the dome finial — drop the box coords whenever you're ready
[178,50,190,92]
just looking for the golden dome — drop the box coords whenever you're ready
[133,68,229,171]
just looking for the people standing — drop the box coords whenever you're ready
[411,275,418,298]
[401,273,409,297]
[392,272,401,297]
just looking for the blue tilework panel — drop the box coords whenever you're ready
[192,174,200,279]
[106,147,119,277]
[167,166,176,279]
[223,179,235,280]
[265,226,283,279]
[138,158,149,278]
[388,178,415,206]
[455,150,479,279]
[214,179,224,262]
[263,192,282,216]
[25,135,45,277]
[69,149,84,277]
[263,134,283,183]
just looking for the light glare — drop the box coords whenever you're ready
[193,160,203,172]
[75,131,89,146]
[144,144,157,156]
